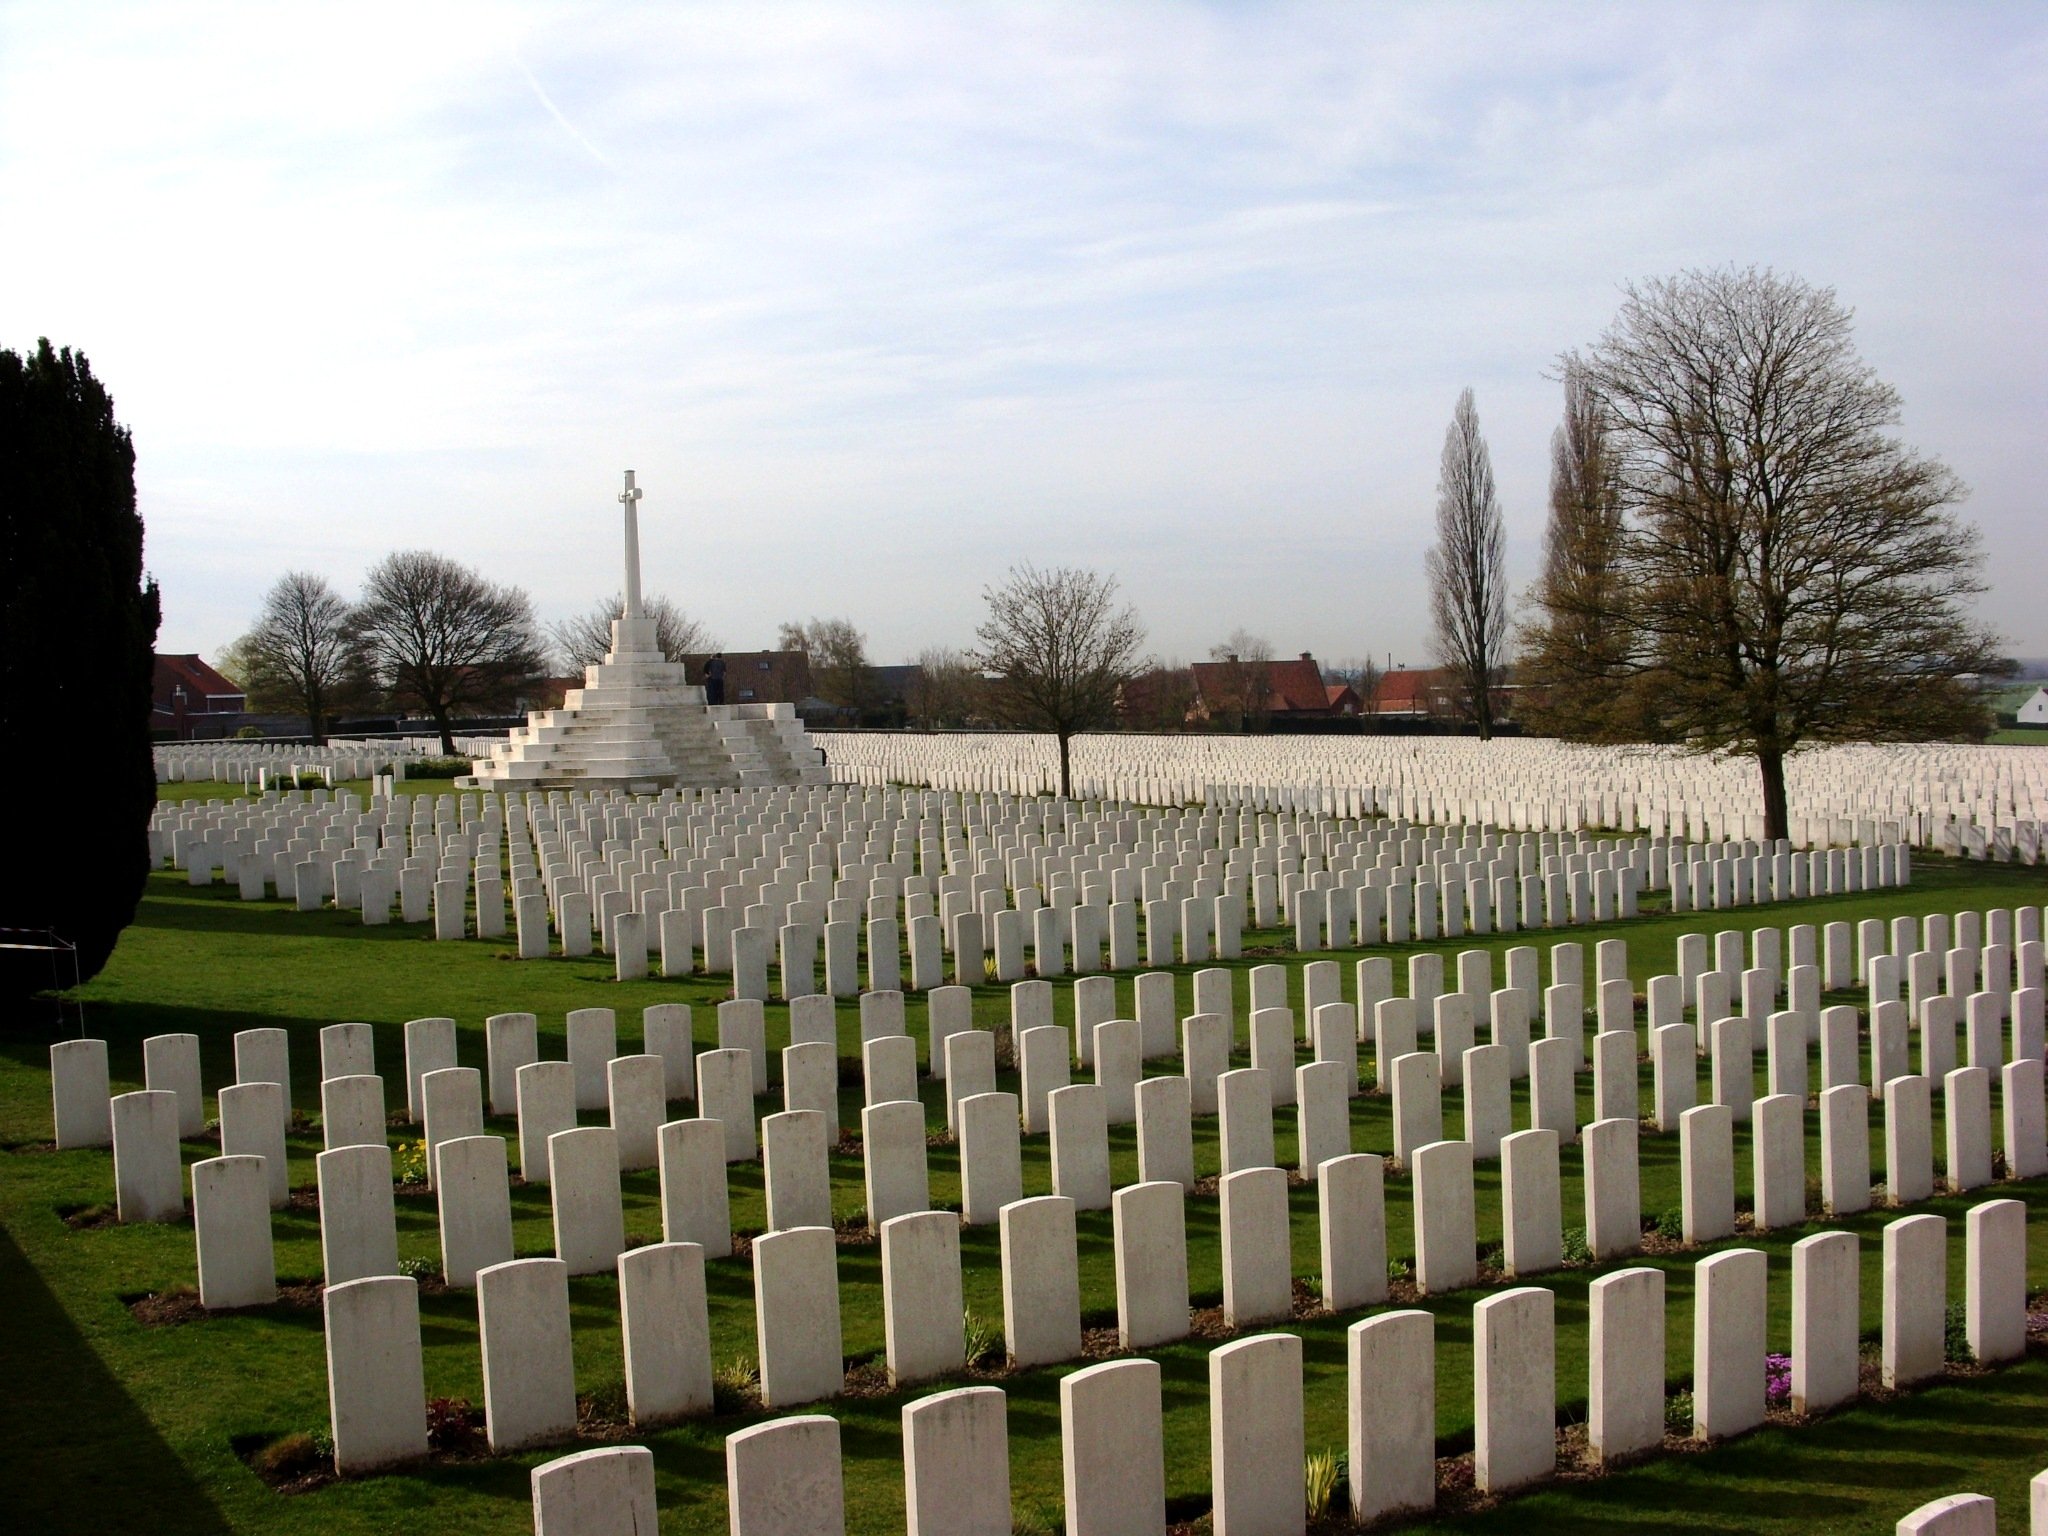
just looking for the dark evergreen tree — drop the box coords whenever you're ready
[0,340,161,998]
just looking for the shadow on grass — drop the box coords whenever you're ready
[0,1222,232,1535]
[1452,1360,2048,1534]
[120,884,437,941]
[0,998,346,1082]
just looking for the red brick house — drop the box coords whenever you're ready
[1371,667,1451,718]
[679,651,816,708]
[152,654,246,738]
[1324,681,1364,714]
[1373,666,1514,725]
[1189,651,1360,728]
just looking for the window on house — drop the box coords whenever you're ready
[757,660,771,670]
[739,688,756,700]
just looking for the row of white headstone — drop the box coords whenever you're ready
[51,904,2047,1219]
[405,1196,2033,1536]
[814,732,2047,850]
[436,830,1902,987]
[46,909,2042,1235]
[70,1009,2046,1443]
[51,900,2041,1133]
[127,1028,2047,1333]
[152,737,456,784]
[155,778,1908,981]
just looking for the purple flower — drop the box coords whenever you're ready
[1764,1352,1793,1407]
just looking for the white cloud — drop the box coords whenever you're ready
[3,1,2042,665]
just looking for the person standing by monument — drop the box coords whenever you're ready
[704,652,726,706]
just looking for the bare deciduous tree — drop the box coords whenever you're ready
[779,616,878,719]
[1425,388,1508,738]
[1205,629,1273,733]
[354,550,544,754]
[906,645,981,729]
[550,593,716,671]
[1324,655,1384,715]
[1554,266,1999,838]
[228,571,365,744]
[974,563,1144,797]
[1517,363,1642,739]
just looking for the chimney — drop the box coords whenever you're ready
[1300,652,1312,662]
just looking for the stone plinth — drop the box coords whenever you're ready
[468,614,828,792]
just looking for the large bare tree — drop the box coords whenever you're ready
[228,571,364,744]
[974,563,1144,797]
[779,616,878,719]
[1516,363,1644,739]
[1205,629,1273,733]
[1425,388,1508,738]
[1550,266,1998,838]
[353,550,544,754]
[551,592,715,671]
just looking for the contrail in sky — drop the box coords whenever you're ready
[516,56,612,167]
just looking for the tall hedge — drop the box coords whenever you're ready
[0,340,161,998]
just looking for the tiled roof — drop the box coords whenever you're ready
[1191,652,1346,715]
[1373,668,1445,711]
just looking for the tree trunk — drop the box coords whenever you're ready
[1756,746,1789,843]
[431,706,455,756]
[1057,730,1072,799]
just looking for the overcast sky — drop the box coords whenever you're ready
[5,2,2043,670]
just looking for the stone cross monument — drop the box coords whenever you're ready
[619,469,644,620]
[463,466,827,791]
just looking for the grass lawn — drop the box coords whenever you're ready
[5,818,2048,1533]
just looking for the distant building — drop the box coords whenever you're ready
[679,650,815,708]
[1188,651,1360,728]
[1372,665,1517,728]
[1370,667,1453,718]
[2018,686,2048,726]
[152,654,247,739]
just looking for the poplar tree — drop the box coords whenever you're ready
[1425,389,1509,738]
[1517,363,1645,738]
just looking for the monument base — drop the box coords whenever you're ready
[463,617,828,792]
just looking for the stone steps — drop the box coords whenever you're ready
[465,647,826,791]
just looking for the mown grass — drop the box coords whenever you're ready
[5,820,2048,1533]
